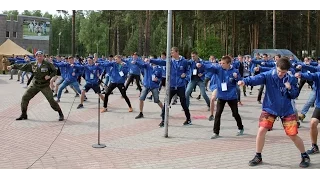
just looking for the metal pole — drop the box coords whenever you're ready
[273,10,276,49]
[164,10,172,138]
[92,94,106,148]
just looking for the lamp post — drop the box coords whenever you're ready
[58,32,61,55]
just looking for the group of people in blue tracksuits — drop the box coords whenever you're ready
[12,46,320,169]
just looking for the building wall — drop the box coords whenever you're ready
[0,14,50,55]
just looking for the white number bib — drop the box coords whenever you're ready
[221,82,227,91]
[193,69,197,75]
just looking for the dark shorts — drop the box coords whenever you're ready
[259,111,298,136]
[311,107,320,121]
[83,83,101,94]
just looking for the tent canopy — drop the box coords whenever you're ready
[0,39,33,56]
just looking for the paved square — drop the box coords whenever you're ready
[0,74,319,169]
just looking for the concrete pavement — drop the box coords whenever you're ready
[0,74,319,169]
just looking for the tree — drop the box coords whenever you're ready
[2,10,19,20]
[32,10,42,17]
[21,10,32,16]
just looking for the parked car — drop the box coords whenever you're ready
[251,49,300,61]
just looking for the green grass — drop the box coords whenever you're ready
[22,25,50,37]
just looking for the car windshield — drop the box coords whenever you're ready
[251,49,299,61]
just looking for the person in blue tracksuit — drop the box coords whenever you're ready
[134,58,163,119]
[295,69,320,156]
[251,53,271,104]
[296,57,314,93]
[238,57,310,168]
[150,47,191,127]
[53,57,79,97]
[55,56,82,102]
[99,55,133,113]
[204,55,217,90]
[203,55,244,139]
[296,63,319,121]
[147,53,167,100]
[124,52,142,93]
[185,51,211,110]
[254,63,302,128]
[76,57,105,109]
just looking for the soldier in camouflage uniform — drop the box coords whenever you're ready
[7,51,64,121]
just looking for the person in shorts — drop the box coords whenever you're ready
[238,57,310,168]
[77,57,105,109]
[295,69,320,155]
[134,57,163,119]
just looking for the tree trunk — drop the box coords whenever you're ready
[180,24,183,48]
[273,10,277,49]
[117,26,120,55]
[192,11,197,47]
[72,10,76,56]
[225,12,229,55]
[203,13,206,41]
[108,11,112,56]
[299,10,302,57]
[255,23,259,49]
[196,11,199,43]
[249,24,253,52]
[138,11,144,56]
[265,10,268,48]
[307,10,310,56]
[113,28,117,55]
[235,19,240,55]
[288,13,292,51]
[144,10,151,56]
[220,21,223,44]
[232,11,236,56]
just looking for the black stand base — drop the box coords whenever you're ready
[92,144,106,148]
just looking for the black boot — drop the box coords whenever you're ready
[58,110,64,121]
[16,112,28,120]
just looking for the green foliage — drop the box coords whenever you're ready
[27,46,32,53]
[21,10,32,16]
[123,29,139,55]
[78,11,108,55]
[2,10,320,58]
[194,35,222,60]
[32,10,42,17]
[150,21,167,56]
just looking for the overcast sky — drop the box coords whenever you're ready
[0,10,71,16]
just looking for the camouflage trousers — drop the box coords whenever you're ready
[21,83,61,114]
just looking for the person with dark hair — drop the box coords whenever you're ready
[150,47,192,127]
[203,55,244,139]
[124,52,143,94]
[185,51,210,110]
[100,55,133,112]
[135,57,163,119]
[251,53,274,104]
[7,51,64,121]
[76,57,105,109]
[295,68,320,156]
[238,57,310,168]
